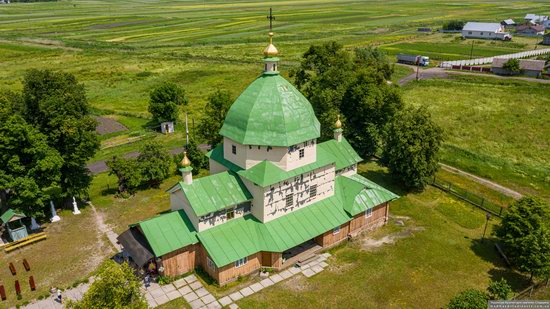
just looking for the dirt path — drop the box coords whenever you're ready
[89,203,121,251]
[439,163,523,199]
[397,65,550,86]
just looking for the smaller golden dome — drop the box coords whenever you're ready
[263,32,279,57]
[180,151,191,167]
[335,114,342,129]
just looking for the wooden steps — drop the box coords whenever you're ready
[4,232,47,253]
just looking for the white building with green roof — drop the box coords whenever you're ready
[118,31,398,285]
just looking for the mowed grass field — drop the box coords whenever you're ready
[403,75,550,200]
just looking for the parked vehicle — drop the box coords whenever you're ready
[396,54,430,66]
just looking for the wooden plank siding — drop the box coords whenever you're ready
[162,244,197,276]
[160,202,390,284]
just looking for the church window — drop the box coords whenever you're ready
[264,64,268,71]
[299,149,305,159]
[272,64,276,70]
[235,257,248,268]
[365,208,373,218]
[249,145,252,150]
[258,146,261,150]
[286,194,294,207]
[333,226,341,235]
[267,146,272,152]
[207,257,216,270]
[309,184,317,198]
[226,210,235,220]
[232,145,237,155]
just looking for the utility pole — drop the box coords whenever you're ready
[482,212,491,242]
[469,40,474,60]
[185,112,189,148]
[416,65,420,81]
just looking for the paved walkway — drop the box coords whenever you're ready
[23,278,94,309]
[144,252,331,308]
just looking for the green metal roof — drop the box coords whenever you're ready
[198,189,350,267]
[347,174,400,200]
[236,147,335,187]
[219,74,320,147]
[138,210,198,257]
[179,171,252,217]
[318,138,362,170]
[0,209,25,224]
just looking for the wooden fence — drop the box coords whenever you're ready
[513,279,550,300]
[430,176,507,217]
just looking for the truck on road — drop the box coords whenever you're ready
[396,54,430,66]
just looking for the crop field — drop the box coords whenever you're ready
[0,0,548,116]
[403,75,550,200]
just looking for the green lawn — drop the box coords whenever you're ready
[402,75,550,200]
[233,163,531,308]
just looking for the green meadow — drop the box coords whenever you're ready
[0,1,548,196]
[403,76,550,200]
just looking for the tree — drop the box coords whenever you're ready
[442,20,466,31]
[447,289,488,309]
[341,70,404,157]
[148,82,188,123]
[0,108,63,217]
[21,69,99,202]
[487,278,512,300]
[495,196,550,281]
[503,59,521,75]
[66,260,147,309]
[354,47,394,80]
[382,106,444,190]
[174,138,208,170]
[106,157,142,195]
[137,142,172,187]
[291,41,355,140]
[198,90,232,147]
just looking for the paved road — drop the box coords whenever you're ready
[87,145,210,175]
[398,65,550,86]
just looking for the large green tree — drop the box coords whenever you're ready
[174,138,208,171]
[21,69,99,202]
[148,82,188,123]
[66,260,147,309]
[0,93,64,217]
[292,41,355,140]
[198,89,232,147]
[106,157,142,195]
[382,106,443,190]
[341,70,403,157]
[495,196,550,281]
[137,142,172,187]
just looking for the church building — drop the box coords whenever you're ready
[118,30,398,286]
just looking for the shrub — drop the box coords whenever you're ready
[447,289,488,309]
[487,278,512,300]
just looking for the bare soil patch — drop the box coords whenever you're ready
[94,116,128,135]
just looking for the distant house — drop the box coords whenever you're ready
[516,24,546,36]
[492,58,546,77]
[417,27,432,33]
[524,14,548,24]
[501,19,516,28]
[462,22,511,40]
[543,33,550,45]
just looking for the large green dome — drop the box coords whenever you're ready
[220,73,320,147]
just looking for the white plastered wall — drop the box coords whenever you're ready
[223,137,317,172]
[170,189,200,229]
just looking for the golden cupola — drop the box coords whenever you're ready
[263,32,279,57]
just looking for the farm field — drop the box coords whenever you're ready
[0,0,547,117]
[402,75,550,200]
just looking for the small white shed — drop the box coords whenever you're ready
[160,121,175,134]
